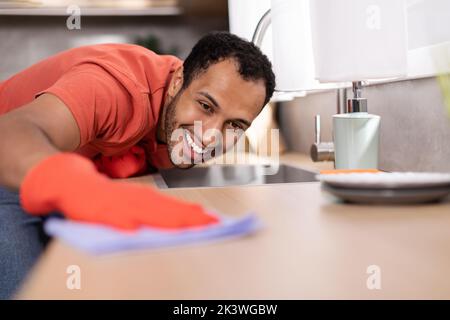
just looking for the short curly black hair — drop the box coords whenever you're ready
[182,31,276,107]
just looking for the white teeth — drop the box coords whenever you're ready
[184,130,206,154]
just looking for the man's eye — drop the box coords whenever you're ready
[229,121,243,130]
[199,102,213,113]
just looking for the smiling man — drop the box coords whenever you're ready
[0,32,275,298]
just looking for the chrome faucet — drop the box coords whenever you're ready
[251,9,339,164]
[310,88,348,162]
[252,9,271,47]
[310,114,334,162]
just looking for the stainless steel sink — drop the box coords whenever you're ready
[153,164,317,189]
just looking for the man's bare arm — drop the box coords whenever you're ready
[0,93,80,191]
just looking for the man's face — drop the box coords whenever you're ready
[163,58,266,169]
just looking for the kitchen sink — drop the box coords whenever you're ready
[153,164,318,189]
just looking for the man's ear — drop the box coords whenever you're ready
[168,65,184,98]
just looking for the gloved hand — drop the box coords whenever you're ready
[20,153,219,230]
[94,146,147,179]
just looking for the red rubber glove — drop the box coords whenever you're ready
[94,146,147,179]
[20,153,219,230]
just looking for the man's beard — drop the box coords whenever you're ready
[163,91,196,169]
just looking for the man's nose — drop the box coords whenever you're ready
[200,119,224,147]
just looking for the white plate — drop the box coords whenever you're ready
[321,183,450,204]
[317,172,450,189]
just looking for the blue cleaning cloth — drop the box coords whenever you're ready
[44,213,261,255]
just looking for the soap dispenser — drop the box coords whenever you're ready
[333,81,380,169]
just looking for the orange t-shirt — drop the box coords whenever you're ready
[0,43,181,170]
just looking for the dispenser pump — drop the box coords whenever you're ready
[332,80,380,169]
[347,81,367,113]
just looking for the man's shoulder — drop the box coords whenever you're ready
[76,43,180,63]
[72,43,182,76]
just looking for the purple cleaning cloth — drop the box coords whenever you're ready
[44,213,261,255]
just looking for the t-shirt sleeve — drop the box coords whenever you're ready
[37,63,138,148]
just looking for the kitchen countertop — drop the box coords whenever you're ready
[16,153,450,299]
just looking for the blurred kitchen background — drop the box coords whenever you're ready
[0,0,229,79]
[0,0,449,172]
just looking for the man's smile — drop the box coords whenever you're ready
[183,128,207,155]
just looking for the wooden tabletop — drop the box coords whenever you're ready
[16,154,450,299]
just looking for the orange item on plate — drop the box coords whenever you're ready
[320,169,381,175]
